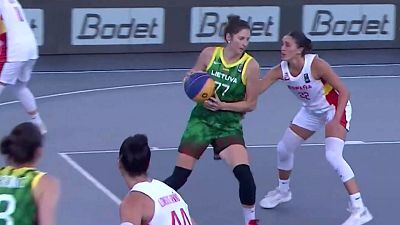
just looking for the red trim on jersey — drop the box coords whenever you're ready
[0,32,6,77]
[322,79,348,129]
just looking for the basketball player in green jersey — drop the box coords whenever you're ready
[165,15,261,225]
[0,122,59,225]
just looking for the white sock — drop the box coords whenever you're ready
[350,192,364,209]
[278,179,290,192]
[242,206,255,224]
[31,113,43,124]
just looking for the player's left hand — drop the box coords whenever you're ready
[204,93,224,111]
[326,117,341,131]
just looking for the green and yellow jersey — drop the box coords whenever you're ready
[0,166,45,225]
[190,46,254,125]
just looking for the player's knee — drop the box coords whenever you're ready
[233,164,256,205]
[10,81,25,94]
[277,141,292,161]
[277,141,294,170]
[164,166,192,191]
[325,148,342,166]
[325,149,354,182]
[277,128,304,170]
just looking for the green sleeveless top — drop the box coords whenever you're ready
[190,47,253,124]
[0,166,45,225]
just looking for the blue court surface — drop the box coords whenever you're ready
[0,50,399,225]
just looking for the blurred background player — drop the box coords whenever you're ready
[164,15,261,225]
[119,134,196,225]
[258,31,373,225]
[0,0,46,134]
[0,122,60,225]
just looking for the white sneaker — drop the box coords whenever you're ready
[342,205,373,225]
[259,187,292,209]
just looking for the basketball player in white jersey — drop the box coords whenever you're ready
[258,31,372,225]
[119,134,196,225]
[0,0,46,134]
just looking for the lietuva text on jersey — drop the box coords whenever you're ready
[209,70,238,84]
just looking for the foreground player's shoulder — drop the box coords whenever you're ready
[33,173,59,196]
[120,192,146,224]
[120,191,154,218]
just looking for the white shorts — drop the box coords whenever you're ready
[0,59,36,85]
[292,103,352,132]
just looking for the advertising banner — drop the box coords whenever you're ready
[71,8,165,45]
[303,4,396,41]
[190,6,280,43]
[24,9,44,46]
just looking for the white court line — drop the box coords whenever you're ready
[61,140,400,155]
[59,139,399,205]
[59,152,122,205]
[33,63,400,74]
[343,75,400,79]
[1,73,399,107]
[0,81,181,106]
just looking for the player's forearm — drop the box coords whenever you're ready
[221,100,256,113]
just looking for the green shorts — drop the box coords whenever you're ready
[178,116,245,159]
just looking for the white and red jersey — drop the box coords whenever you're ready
[0,0,38,62]
[281,54,344,114]
[131,179,192,225]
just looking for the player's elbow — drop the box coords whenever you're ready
[246,101,257,112]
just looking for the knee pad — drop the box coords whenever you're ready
[233,164,256,205]
[277,128,304,171]
[325,137,354,182]
[164,166,192,191]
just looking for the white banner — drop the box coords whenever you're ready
[303,4,396,41]
[71,8,165,45]
[24,9,44,46]
[191,6,280,43]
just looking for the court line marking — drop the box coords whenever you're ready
[58,139,400,205]
[60,140,400,155]
[34,63,400,74]
[59,152,122,205]
[1,74,399,107]
[0,81,181,106]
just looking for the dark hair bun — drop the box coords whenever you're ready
[227,15,241,23]
[0,135,15,155]
[0,122,42,164]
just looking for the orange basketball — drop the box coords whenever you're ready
[184,72,215,102]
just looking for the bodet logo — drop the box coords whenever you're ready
[191,6,280,43]
[71,8,165,45]
[303,4,395,41]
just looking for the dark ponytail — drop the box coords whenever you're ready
[288,31,313,56]
[1,122,42,164]
[119,134,151,177]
